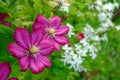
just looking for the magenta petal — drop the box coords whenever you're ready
[0,62,11,80]
[39,55,51,67]
[31,28,44,45]
[53,40,61,51]
[35,56,45,72]
[19,56,30,72]
[54,36,69,45]
[14,28,30,49]
[32,21,43,29]
[1,21,11,27]
[30,58,40,74]
[39,39,54,55]
[55,26,69,35]
[8,43,25,59]
[50,16,62,28]
[0,13,9,20]
[33,14,49,29]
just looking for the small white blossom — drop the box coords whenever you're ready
[94,0,103,6]
[89,53,97,59]
[60,3,70,13]
[67,23,75,37]
[102,2,115,12]
[54,0,70,13]
[100,34,108,41]
[98,12,107,21]
[115,25,120,31]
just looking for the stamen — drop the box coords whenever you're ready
[47,28,55,36]
[29,46,39,54]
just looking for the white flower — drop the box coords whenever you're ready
[100,34,108,41]
[67,23,75,37]
[60,3,70,13]
[95,0,103,6]
[88,4,95,10]
[98,12,107,21]
[103,3,115,12]
[115,25,120,31]
[54,0,70,13]
[84,24,95,38]
[89,53,97,59]
[91,35,100,41]
[113,1,119,8]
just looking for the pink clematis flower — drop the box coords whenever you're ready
[0,62,18,80]
[8,27,54,74]
[77,32,85,40]
[0,13,11,27]
[33,15,69,51]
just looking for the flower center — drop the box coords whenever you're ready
[29,46,39,54]
[47,28,55,35]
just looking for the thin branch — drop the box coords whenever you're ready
[7,0,17,8]
[112,6,120,22]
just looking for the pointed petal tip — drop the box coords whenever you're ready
[56,26,70,35]
[1,21,12,27]
[8,43,25,59]
[50,16,62,28]
[54,36,69,45]
[53,41,61,51]
[14,27,30,49]
[8,78,19,80]
[0,62,11,80]
[19,56,30,72]
[33,14,48,29]
[0,13,9,20]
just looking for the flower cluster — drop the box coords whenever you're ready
[61,24,104,72]
[7,15,69,74]
[89,0,119,31]
[61,0,120,72]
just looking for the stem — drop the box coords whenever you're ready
[98,6,120,36]
[53,0,62,15]
[112,6,120,22]
[7,0,17,8]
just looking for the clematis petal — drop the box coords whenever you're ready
[1,21,11,27]
[30,58,40,74]
[39,55,51,67]
[39,39,54,55]
[0,62,11,80]
[0,13,9,20]
[8,43,25,59]
[33,14,49,29]
[14,28,30,49]
[31,28,44,45]
[54,36,69,45]
[34,56,45,72]
[19,56,30,72]
[53,40,61,51]
[9,78,18,80]
[55,26,69,35]
[50,16,62,28]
